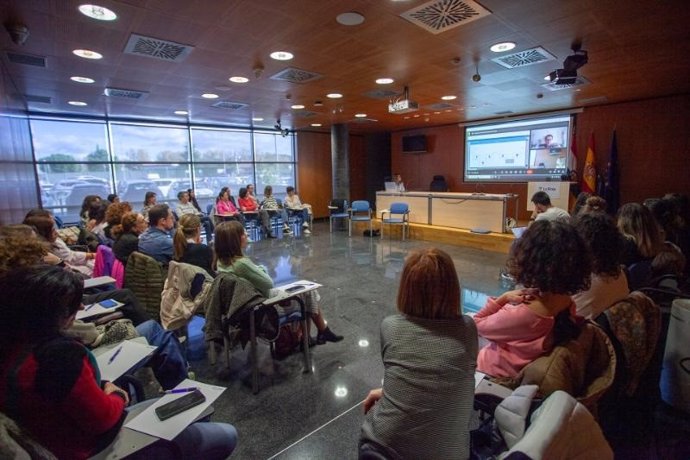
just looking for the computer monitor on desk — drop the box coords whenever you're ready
[384,181,398,192]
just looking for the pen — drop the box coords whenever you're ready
[164,387,198,394]
[107,345,123,365]
[83,303,95,311]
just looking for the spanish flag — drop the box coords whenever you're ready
[582,132,596,194]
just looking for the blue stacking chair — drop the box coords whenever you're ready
[348,200,372,237]
[381,202,410,240]
[329,199,349,232]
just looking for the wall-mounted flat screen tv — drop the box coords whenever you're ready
[464,114,572,182]
[402,135,427,153]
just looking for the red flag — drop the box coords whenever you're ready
[582,133,596,193]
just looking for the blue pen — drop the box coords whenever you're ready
[107,345,123,365]
[164,387,198,394]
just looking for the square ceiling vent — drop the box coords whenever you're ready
[491,46,556,69]
[400,0,491,35]
[124,34,194,62]
[270,67,322,84]
[211,101,248,110]
[104,87,149,99]
[7,52,46,67]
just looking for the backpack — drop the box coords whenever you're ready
[273,322,303,359]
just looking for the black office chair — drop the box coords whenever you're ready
[429,175,449,192]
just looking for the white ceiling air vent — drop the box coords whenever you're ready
[400,0,491,35]
[7,52,46,67]
[124,34,194,62]
[24,94,51,104]
[426,102,455,110]
[294,110,317,118]
[104,87,149,100]
[364,89,402,100]
[211,101,248,110]
[491,46,556,69]
[269,67,323,84]
[541,76,591,91]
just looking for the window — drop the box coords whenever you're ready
[29,118,296,224]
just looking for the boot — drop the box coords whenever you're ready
[316,327,344,344]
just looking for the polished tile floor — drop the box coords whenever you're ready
[190,221,690,459]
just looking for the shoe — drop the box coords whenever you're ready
[316,327,343,344]
[267,233,276,238]
[283,227,293,235]
[302,222,309,228]
[303,229,311,235]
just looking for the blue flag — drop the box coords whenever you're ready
[603,131,620,213]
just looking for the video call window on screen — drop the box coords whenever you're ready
[464,114,572,182]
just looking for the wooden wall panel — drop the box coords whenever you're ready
[392,94,690,221]
[297,132,331,218]
[296,131,368,218]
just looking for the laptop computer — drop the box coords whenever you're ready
[511,226,527,239]
[384,181,397,192]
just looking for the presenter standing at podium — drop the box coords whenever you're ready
[393,173,406,193]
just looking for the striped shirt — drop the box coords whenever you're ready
[361,314,477,459]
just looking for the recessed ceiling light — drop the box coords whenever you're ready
[78,4,117,21]
[413,114,420,118]
[376,78,394,85]
[174,110,188,115]
[355,113,367,118]
[270,51,294,61]
[326,93,343,99]
[291,104,305,109]
[490,41,516,53]
[404,116,410,119]
[311,123,322,127]
[229,76,249,83]
[201,93,219,99]
[336,12,365,26]
[68,101,87,106]
[434,111,441,114]
[441,95,457,100]
[252,117,264,122]
[70,76,95,84]
[73,49,103,60]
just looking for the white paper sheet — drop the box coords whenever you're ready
[125,379,226,441]
[474,371,487,388]
[95,340,158,382]
[76,299,125,320]
[84,276,116,289]
[265,279,322,304]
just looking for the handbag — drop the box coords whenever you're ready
[94,319,139,347]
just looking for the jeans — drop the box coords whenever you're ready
[135,320,188,389]
[126,401,238,460]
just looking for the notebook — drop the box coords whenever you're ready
[384,181,397,192]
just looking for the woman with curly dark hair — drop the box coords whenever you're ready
[572,197,629,318]
[473,220,590,378]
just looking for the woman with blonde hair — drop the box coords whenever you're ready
[360,247,477,459]
[173,214,214,275]
[213,221,342,344]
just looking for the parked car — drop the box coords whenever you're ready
[76,175,109,185]
[119,180,163,207]
[167,180,214,200]
[51,179,91,204]
[65,183,110,207]
[153,178,175,198]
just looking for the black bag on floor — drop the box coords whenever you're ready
[363,229,380,237]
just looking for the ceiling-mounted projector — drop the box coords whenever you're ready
[388,85,418,114]
[548,44,588,85]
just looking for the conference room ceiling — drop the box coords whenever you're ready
[2,0,689,133]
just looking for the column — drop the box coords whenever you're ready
[331,123,349,200]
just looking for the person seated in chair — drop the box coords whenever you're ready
[138,204,175,265]
[173,214,214,276]
[0,265,238,460]
[215,187,245,224]
[176,190,213,240]
[360,248,477,459]
[261,185,292,235]
[238,187,275,238]
[213,221,342,344]
[473,220,590,378]
[284,186,312,235]
[530,191,570,222]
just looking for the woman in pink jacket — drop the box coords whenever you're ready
[474,220,591,378]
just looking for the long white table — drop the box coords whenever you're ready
[376,191,518,233]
